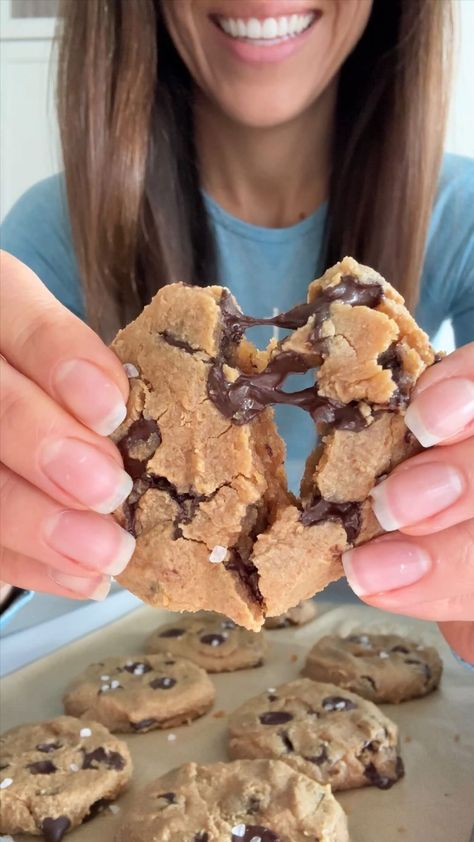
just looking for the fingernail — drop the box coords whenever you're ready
[406,377,474,446]
[370,463,464,531]
[342,541,431,596]
[50,570,111,600]
[41,438,133,514]
[44,510,135,575]
[54,359,127,436]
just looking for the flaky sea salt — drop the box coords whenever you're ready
[232,826,246,838]
[101,684,110,693]
[209,545,227,564]
[80,728,92,737]
[100,674,110,681]
[69,763,79,772]
[110,680,121,689]
[123,363,139,378]
[109,804,121,815]
[0,778,13,789]
[379,651,389,659]
[133,664,146,675]
[167,733,176,742]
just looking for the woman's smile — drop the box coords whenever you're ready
[210,6,323,63]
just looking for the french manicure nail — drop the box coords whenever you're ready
[50,570,111,600]
[41,438,133,514]
[370,463,464,531]
[54,359,127,436]
[44,510,135,575]
[342,541,432,596]
[405,377,474,447]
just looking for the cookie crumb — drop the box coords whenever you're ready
[290,654,298,663]
[397,827,407,834]
[123,363,139,378]
[109,804,121,815]
[167,733,177,742]
[404,735,412,744]
[0,778,13,789]
[100,675,110,681]
[213,710,227,719]
[80,728,92,737]
[209,545,228,564]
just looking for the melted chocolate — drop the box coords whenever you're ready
[225,548,265,607]
[27,760,56,774]
[161,330,197,354]
[280,732,294,752]
[41,816,71,842]
[300,495,361,542]
[122,474,206,537]
[36,741,62,753]
[85,799,111,821]
[157,791,177,806]
[364,756,404,789]
[391,645,409,654]
[322,696,357,712]
[116,417,162,480]
[82,747,125,771]
[159,627,185,638]
[131,718,157,732]
[378,343,412,407]
[231,825,281,842]
[193,834,209,842]
[150,676,177,689]
[259,711,293,725]
[306,746,328,765]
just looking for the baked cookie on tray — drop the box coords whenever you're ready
[228,678,404,792]
[145,613,266,673]
[114,758,349,842]
[110,257,435,630]
[63,654,215,732]
[0,715,131,841]
[264,599,317,629]
[302,633,443,703]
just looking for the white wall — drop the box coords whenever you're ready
[1,0,473,220]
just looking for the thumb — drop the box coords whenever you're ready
[438,621,474,665]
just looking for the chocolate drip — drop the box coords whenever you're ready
[208,351,367,428]
[378,343,412,407]
[308,275,383,342]
[122,475,206,537]
[160,330,197,354]
[117,417,162,480]
[300,495,361,542]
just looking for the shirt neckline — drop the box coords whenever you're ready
[203,191,327,244]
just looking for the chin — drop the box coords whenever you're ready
[210,86,318,130]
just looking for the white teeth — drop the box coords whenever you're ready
[217,13,316,42]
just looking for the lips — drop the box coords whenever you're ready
[214,12,319,42]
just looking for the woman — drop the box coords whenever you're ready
[1,0,473,660]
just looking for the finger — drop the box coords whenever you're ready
[342,519,474,621]
[0,547,111,601]
[0,250,129,436]
[0,357,132,513]
[405,342,474,447]
[0,464,135,577]
[438,621,474,665]
[370,438,474,535]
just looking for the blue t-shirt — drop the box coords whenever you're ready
[2,154,473,479]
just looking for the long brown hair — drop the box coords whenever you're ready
[57,0,452,340]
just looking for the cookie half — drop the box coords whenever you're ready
[114,759,349,842]
[145,614,266,673]
[302,633,443,703]
[63,654,215,732]
[264,600,317,629]
[228,678,403,791]
[0,716,131,840]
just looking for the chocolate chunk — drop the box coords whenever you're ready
[122,474,206,537]
[36,742,62,753]
[82,747,125,770]
[122,661,152,674]
[300,495,361,542]
[322,696,357,712]
[85,798,111,821]
[378,343,412,406]
[0,764,8,770]
[309,275,383,341]
[280,731,294,752]
[41,816,71,842]
[157,791,177,806]
[164,659,176,665]
[150,676,177,689]
[200,633,227,647]
[193,834,209,842]
[259,711,293,725]
[116,417,162,480]
[27,760,57,774]
[159,628,186,638]
[306,746,328,766]
[364,756,404,790]
[131,718,158,732]
[231,825,281,842]
[361,675,377,691]
[160,330,197,354]
[267,694,279,702]
[391,645,410,654]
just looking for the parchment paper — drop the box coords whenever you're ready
[1,602,473,842]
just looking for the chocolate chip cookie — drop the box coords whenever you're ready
[111,258,435,629]
[0,716,131,841]
[228,678,404,791]
[114,759,349,842]
[63,654,215,732]
[264,600,317,629]
[145,614,266,673]
[302,633,443,703]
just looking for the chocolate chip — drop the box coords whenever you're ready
[364,756,404,790]
[306,745,328,765]
[41,816,71,842]
[157,791,177,806]
[122,661,152,674]
[131,718,158,732]
[36,742,62,753]
[246,795,261,814]
[150,677,177,690]
[82,747,125,770]
[159,628,185,638]
[280,731,294,752]
[267,694,279,702]
[361,675,377,691]
[193,834,209,842]
[361,740,380,753]
[225,547,265,607]
[300,495,361,542]
[322,696,357,712]
[378,343,412,406]
[160,330,197,354]
[85,798,111,821]
[405,658,422,664]
[259,711,293,725]
[116,417,162,481]
[231,824,281,842]
[164,659,176,665]
[27,761,57,774]
[391,645,410,654]
[200,633,227,647]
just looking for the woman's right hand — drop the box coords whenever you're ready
[0,251,135,601]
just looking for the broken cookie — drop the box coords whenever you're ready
[110,257,435,630]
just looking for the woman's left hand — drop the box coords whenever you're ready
[342,342,474,664]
